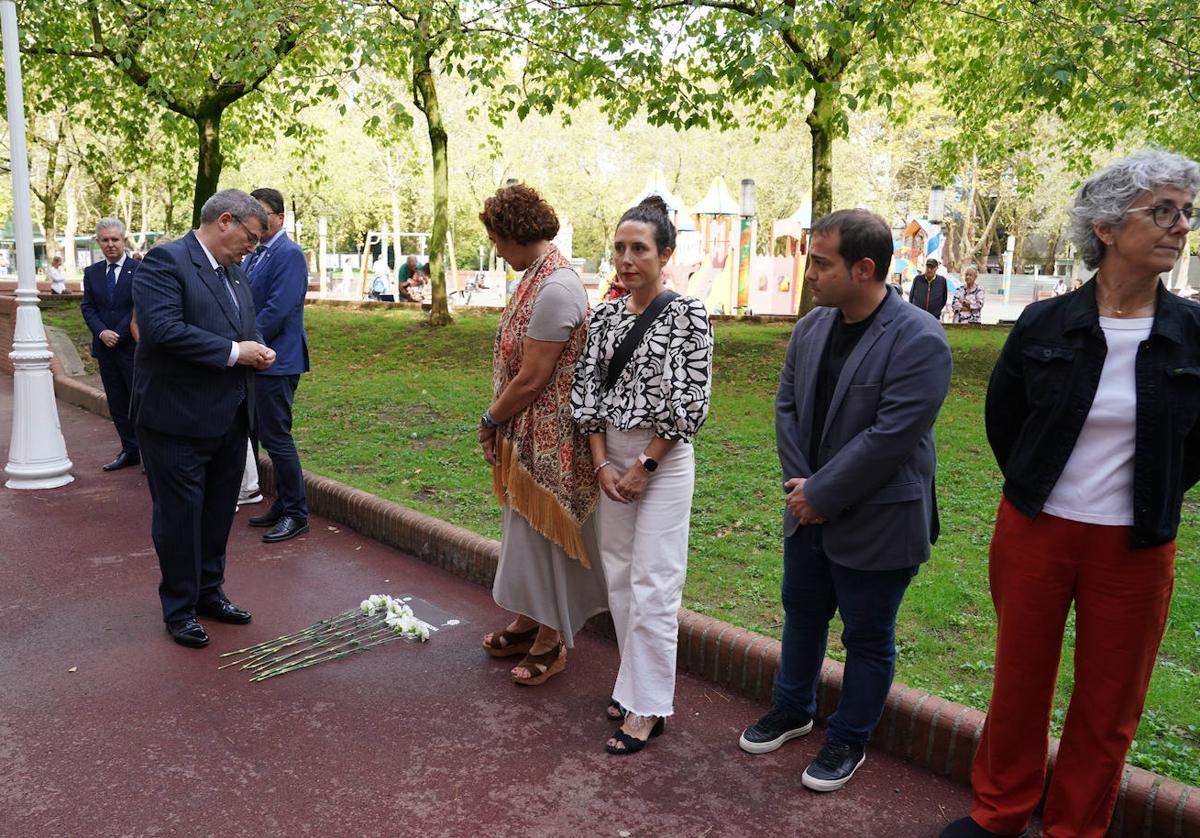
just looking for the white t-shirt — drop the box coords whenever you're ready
[1042,316,1153,525]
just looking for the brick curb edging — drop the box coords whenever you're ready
[48,373,1197,838]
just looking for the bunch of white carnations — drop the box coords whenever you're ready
[219,594,432,681]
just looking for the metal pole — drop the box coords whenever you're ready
[3,0,74,489]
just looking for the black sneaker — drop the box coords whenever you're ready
[801,741,866,792]
[738,704,814,754]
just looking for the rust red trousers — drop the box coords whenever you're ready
[969,498,1175,838]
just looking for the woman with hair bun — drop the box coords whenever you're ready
[571,196,714,754]
[478,183,608,687]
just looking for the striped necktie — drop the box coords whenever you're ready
[216,266,240,316]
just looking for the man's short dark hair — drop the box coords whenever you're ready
[250,187,285,215]
[809,209,893,282]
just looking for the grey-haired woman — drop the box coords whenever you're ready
[943,149,1200,838]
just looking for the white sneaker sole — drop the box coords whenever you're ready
[738,719,814,754]
[801,751,866,792]
[239,494,264,505]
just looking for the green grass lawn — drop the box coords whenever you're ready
[44,302,1200,785]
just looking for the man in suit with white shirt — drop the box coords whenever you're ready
[131,189,276,648]
[81,218,140,471]
[738,209,953,793]
[242,187,311,543]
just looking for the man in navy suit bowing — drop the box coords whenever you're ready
[81,218,140,471]
[131,190,276,648]
[243,187,311,543]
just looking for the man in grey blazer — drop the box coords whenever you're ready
[738,209,953,792]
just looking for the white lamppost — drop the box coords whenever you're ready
[2,0,74,489]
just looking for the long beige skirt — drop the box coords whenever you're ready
[492,502,608,648]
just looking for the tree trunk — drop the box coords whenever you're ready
[42,194,59,263]
[968,194,1002,269]
[63,178,78,280]
[33,123,70,262]
[800,86,837,315]
[413,34,452,326]
[94,174,116,218]
[192,111,224,228]
[1043,230,1060,275]
[120,189,134,237]
[961,156,977,264]
[942,219,956,271]
[135,180,149,251]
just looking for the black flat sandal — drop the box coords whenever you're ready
[605,700,627,721]
[605,716,665,755]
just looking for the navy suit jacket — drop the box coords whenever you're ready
[130,231,261,436]
[80,257,138,357]
[246,232,310,377]
[775,287,953,570]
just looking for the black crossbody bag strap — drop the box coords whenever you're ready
[604,290,679,392]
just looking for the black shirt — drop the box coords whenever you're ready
[810,298,885,465]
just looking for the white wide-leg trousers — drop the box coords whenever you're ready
[597,425,695,718]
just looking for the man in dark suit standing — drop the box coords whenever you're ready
[81,218,140,471]
[243,187,311,543]
[131,189,276,648]
[738,210,953,792]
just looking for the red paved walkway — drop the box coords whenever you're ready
[1,379,979,837]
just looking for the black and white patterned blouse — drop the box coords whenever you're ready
[571,295,713,442]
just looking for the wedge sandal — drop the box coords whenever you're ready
[482,624,539,658]
[511,641,566,686]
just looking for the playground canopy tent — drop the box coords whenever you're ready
[630,166,697,232]
[691,176,741,216]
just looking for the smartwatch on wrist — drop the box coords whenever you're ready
[481,410,499,429]
[637,453,658,473]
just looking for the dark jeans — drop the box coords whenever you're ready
[774,525,918,747]
[139,405,247,622]
[254,374,308,519]
[97,343,138,454]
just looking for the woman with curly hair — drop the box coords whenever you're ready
[572,196,713,754]
[477,183,607,686]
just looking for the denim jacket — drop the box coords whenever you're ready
[985,278,1200,548]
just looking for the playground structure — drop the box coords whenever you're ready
[629,167,810,316]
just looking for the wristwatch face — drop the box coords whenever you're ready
[639,454,658,472]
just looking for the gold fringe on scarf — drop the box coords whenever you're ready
[492,435,591,568]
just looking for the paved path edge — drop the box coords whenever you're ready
[49,372,1199,838]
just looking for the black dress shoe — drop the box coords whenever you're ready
[248,503,284,528]
[102,450,140,471]
[263,515,309,543]
[196,598,252,624]
[166,618,209,648]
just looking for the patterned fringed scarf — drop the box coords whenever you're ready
[491,245,598,566]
